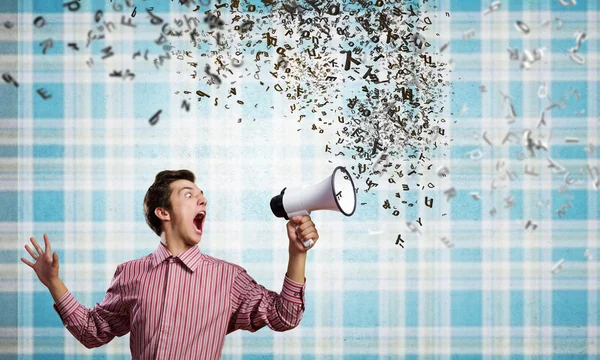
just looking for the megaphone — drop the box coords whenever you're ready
[270,166,357,247]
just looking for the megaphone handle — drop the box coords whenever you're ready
[289,210,314,248]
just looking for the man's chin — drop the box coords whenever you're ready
[185,237,200,247]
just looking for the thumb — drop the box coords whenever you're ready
[53,251,58,265]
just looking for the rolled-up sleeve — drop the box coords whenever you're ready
[227,269,306,334]
[53,264,130,348]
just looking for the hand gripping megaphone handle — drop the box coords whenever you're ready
[288,209,314,248]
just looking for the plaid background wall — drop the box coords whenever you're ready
[1,0,598,359]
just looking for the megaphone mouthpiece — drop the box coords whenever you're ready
[269,187,289,219]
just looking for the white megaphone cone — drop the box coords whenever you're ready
[270,166,357,247]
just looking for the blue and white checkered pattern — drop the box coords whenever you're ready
[1,0,598,358]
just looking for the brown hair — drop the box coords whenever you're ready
[143,169,196,237]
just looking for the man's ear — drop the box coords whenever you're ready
[155,207,170,221]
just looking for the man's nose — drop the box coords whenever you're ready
[198,196,207,206]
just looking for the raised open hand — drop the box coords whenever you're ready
[21,234,60,288]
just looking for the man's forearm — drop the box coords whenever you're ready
[48,278,68,303]
[286,252,307,284]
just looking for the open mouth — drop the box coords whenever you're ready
[193,211,205,235]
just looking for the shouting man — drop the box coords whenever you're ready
[21,169,319,359]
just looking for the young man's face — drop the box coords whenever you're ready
[162,179,208,244]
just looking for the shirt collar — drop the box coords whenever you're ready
[152,242,203,272]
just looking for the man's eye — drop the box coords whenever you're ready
[185,193,192,198]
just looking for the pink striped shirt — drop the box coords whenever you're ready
[53,242,306,359]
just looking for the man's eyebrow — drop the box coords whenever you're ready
[178,187,203,195]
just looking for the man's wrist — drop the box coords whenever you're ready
[286,251,307,284]
[47,277,62,289]
[288,250,307,259]
[47,277,68,303]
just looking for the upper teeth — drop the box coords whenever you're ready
[198,211,205,217]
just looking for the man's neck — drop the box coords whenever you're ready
[160,234,195,257]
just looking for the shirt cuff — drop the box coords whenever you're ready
[281,274,306,305]
[52,291,79,323]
